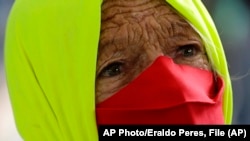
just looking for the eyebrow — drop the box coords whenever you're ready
[98,31,128,55]
[97,40,127,74]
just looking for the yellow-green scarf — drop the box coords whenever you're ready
[4,0,233,140]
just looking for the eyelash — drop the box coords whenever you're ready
[175,44,199,58]
[99,62,124,78]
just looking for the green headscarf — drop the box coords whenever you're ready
[4,0,233,140]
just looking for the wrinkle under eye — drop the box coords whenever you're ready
[99,62,124,77]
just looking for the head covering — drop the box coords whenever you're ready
[5,0,100,140]
[4,0,233,141]
[166,0,232,124]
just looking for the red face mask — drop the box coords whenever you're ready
[96,56,224,125]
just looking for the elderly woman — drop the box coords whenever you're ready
[4,0,233,140]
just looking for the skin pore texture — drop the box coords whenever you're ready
[96,0,211,103]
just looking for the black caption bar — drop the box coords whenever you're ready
[98,125,250,140]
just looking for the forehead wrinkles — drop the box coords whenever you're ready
[100,23,143,50]
[100,0,181,46]
[101,0,167,21]
[99,0,194,48]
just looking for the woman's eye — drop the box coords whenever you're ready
[176,44,198,57]
[99,62,124,77]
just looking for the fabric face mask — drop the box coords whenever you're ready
[96,56,224,125]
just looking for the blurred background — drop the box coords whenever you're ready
[0,0,249,140]
[1,0,23,141]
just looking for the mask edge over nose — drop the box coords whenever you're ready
[97,56,225,125]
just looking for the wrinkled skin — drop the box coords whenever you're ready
[96,0,211,103]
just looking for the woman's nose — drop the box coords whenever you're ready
[143,42,165,63]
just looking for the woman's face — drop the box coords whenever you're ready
[96,0,211,103]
